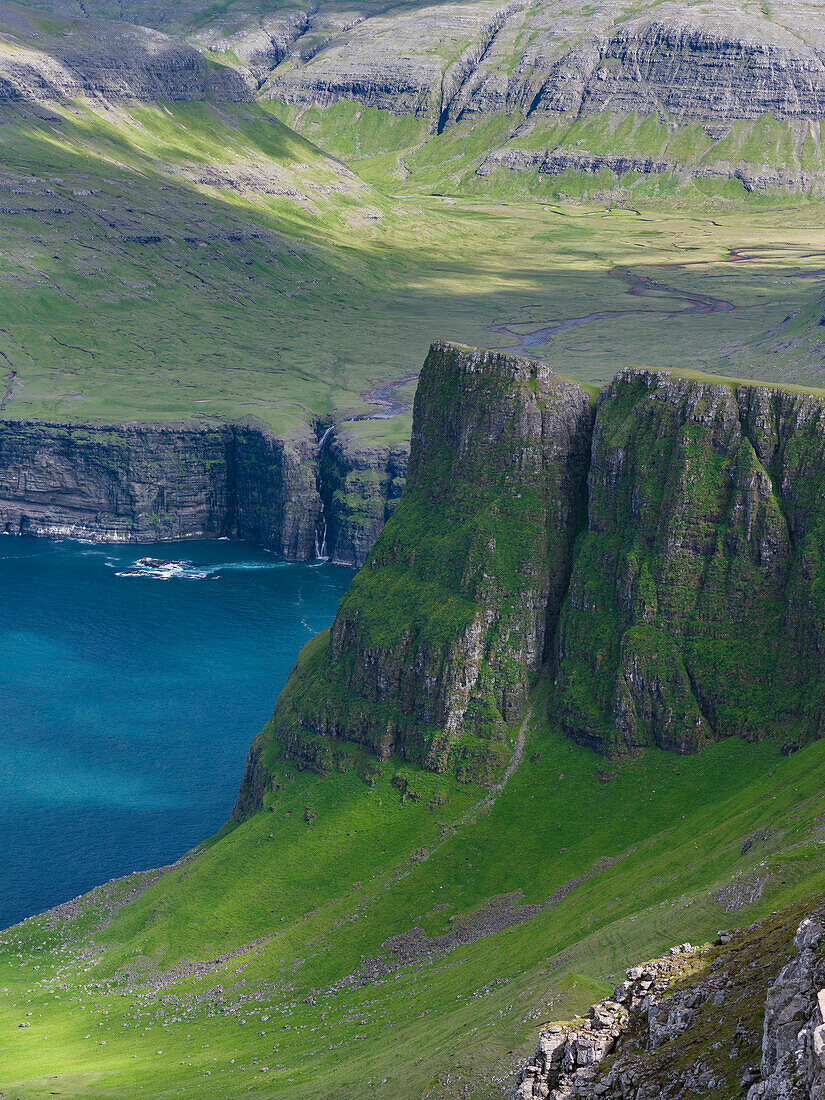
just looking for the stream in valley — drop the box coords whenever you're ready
[0,537,353,929]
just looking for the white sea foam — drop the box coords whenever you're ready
[115,556,292,580]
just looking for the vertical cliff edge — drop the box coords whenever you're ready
[555,369,825,756]
[234,350,825,820]
[233,341,594,815]
[0,417,407,566]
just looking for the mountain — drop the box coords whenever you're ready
[8,345,825,1098]
[0,0,825,569]
[5,1,825,1093]
[250,0,825,197]
[37,0,825,197]
[235,344,825,821]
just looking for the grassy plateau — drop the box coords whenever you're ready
[4,683,825,1097]
[1,97,825,446]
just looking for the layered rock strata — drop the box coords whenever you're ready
[269,12,825,128]
[0,417,404,565]
[0,6,248,103]
[235,351,825,816]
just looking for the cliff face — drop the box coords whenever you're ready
[318,429,408,568]
[269,11,825,129]
[0,419,234,544]
[554,370,825,756]
[0,6,249,104]
[512,901,825,1100]
[235,353,825,819]
[229,424,321,561]
[253,0,825,193]
[234,341,592,813]
[0,417,402,564]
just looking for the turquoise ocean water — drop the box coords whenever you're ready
[0,537,353,929]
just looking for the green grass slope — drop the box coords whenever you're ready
[4,88,825,443]
[270,101,825,209]
[4,686,825,1097]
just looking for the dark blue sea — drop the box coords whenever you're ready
[0,537,353,929]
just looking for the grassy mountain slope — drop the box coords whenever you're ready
[4,688,825,1097]
[1,0,825,441]
[6,355,825,1098]
[6,104,825,441]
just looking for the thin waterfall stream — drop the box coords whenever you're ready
[315,425,334,561]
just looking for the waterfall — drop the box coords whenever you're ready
[315,424,333,561]
[317,425,334,454]
[315,517,328,561]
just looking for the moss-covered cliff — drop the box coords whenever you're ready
[554,369,825,756]
[234,342,593,814]
[235,352,825,820]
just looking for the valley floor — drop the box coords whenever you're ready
[1,97,825,445]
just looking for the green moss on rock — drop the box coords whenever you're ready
[234,342,593,812]
[554,368,825,755]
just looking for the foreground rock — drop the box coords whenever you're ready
[514,901,825,1100]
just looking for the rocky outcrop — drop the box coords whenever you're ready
[318,427,407,567]
[0,7,248,103]
[513,943,703,1100]
[476,146,825,195]
[553,369,825,757]
[232,355,825,814]
[234,341,593,811]
[748,916,825,1100]
[513,904,825,1100]
[0,416,401,564]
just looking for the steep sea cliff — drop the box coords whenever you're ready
[235,345,825,817]
[0,418,407,567]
